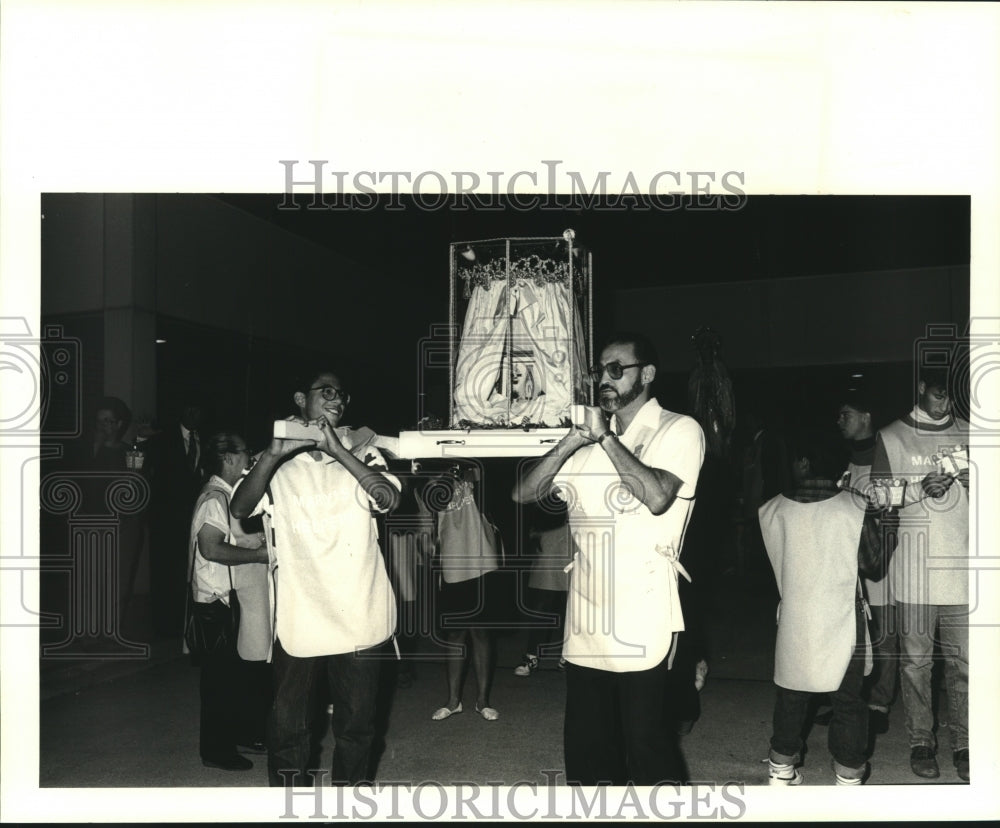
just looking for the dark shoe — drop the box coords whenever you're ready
[236,740,267,755]
[868,708,890,735]
[514,654,538,677]
[953,749,969,782]
[909,746,940,779]
[202,753,253,771]
[813,708,833,726]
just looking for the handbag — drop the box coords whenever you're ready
[184,543,241,663]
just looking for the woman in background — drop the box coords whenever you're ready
[188,432,269,770]
[422,463,502,722]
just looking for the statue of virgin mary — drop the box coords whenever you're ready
[451,238,588,427]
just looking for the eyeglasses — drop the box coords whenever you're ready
[588,362,644,383]
[309,385,350,404]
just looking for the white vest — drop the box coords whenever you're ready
[556,401,704,672]
[879,417,969,605]
[760,491,869,692]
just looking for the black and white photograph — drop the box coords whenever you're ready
[2,2,998,823]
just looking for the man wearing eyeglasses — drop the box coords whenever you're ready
[231,369,400,786]
[512,332,705,785]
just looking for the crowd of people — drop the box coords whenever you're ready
[58,331,970,787]
[759,366,969,785]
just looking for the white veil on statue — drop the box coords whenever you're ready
[452,246,587,428]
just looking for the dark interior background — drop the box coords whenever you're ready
[42,194,970,451]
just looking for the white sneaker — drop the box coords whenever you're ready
[768,759,803,786]
[834,760,867,785]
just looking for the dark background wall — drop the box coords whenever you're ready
[40,194,970,450]
[36,193,971,631]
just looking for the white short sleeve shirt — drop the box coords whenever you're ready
[236,429,400,657]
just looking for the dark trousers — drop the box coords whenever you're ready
[564,653,680,785]
[770,604,868,773]
[267,638,384,786]
[234,659,273,745]
[523,587,567,659]
[199,640,272,760]
[864,603,898,711]
[199,641,242,761]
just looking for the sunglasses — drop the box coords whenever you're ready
[309,385,351,404]
[588,362,644,383]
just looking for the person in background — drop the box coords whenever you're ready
[383,461,435,689]
[229,491,274,756]
[72,396,147,638]
[871,365,970,782]
[84,396,131,471]
[424,462,502,722]
[835,390,898,739]
[148,400,206,637]
[188,431,268,771]
[513,495,571,677]
[760,427,897,786]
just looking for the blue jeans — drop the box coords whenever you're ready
[267,638,385,786]
[865,603,899,711]
[897,602,968,752]
[770,604,868,776]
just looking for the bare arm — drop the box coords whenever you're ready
[566,404,690,516]
[512,430,588,503]
[599,431,684,516]
[197,524,267,565]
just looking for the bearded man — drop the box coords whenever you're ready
[512,332,705,785]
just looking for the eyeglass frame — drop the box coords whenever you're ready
[308,385,351,404]
[587,361,646,382]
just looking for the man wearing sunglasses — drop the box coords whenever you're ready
[231,368,400,786]
[512,332,705,785]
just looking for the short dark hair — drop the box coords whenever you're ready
[291,365,342,397]
[786,426,845,482]
[600,331,659,370]
[840,387,873,416]
[918,365,949,393]
[203,431,246,477]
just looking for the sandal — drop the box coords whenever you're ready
[475,704,499,721]
[431,703,463,721]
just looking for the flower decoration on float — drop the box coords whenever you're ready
[458,256,584,298]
